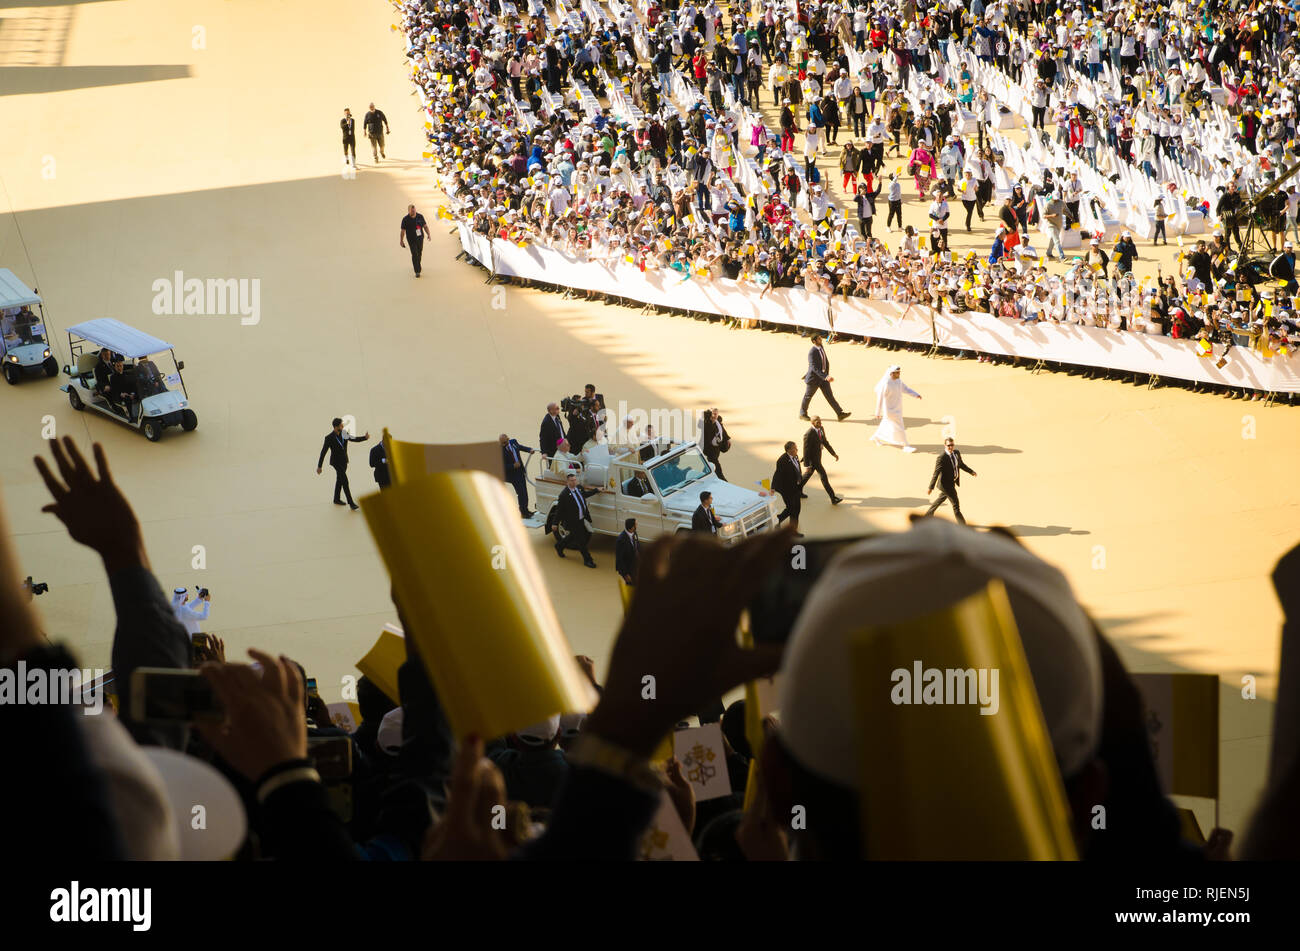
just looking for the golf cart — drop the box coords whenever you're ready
[61,318,196,442]
[0,268,58,384]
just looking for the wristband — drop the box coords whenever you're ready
[255,758,320,803]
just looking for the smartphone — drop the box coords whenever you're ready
[306,678,319,698]
[307,736,353,781]
[747,534,874,646]
[130,668,223,724]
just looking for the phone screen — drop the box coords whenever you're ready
[747,534,874,646]
[306,678,319,697]
[133,669,223,722]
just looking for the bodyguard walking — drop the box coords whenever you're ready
[924,437,977,525]
[400,204,429,277]
[799,416,844,504]
[500,433,536,518]
[799,334,851,421]
[317,418,370,510]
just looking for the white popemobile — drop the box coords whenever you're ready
[60,318,196,442]
[533,435,777,544]
[0,268,59,384]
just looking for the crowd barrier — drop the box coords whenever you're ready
[456,228,1300,393]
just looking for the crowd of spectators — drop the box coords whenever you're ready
[6,436,1299,860]
[401,0,1300,396]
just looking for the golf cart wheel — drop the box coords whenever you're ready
[143,419,162,442]
[3,364,17,385]
[181,409,198,431]
[43,357,58,377]
[68,387,83,410]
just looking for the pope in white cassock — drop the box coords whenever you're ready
[870,365,922,452]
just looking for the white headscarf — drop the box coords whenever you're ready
[874,366,902,416]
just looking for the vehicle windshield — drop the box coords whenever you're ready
[650,447,712,495]
[134,358,169,397]
[1,308,44,345]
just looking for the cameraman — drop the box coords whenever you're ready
[583,384,606,442]
[563,394,597,452]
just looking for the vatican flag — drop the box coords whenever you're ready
[1131,674,1219,800]
[362,468,598,740]
[849,581,1078,859]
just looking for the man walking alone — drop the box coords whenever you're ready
[364,103,390,162]
[400,204,429,277]
[317,418,370,510]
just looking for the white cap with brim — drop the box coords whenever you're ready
[141,746,248,860]
[778,520,1101,788]
[517,714,562,745]
[378,707,405,754]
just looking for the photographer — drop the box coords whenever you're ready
[171,586,211,636]
[562,390,601,452]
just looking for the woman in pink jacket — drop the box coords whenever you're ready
[907,144,937,199]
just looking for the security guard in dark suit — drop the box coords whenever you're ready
[553,471,605,567]
[500,433,535,518]
[615,518,639,585]
[799,417,844,504]
[771,441,805,536]
[692,490,723,533]
[317,417,369,509]
[925,437,977,525]
[539,403,566,457]
[369,440,390,490]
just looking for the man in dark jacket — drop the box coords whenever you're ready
[364,103,390,162]
[799,417,843,504]
[316,418,370,510]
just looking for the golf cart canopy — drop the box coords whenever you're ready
[66,318,173,359]
[0,269,41,310]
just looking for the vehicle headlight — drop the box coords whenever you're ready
[7,355,17,363]
[43,349,51,358]
[719,520,740,536]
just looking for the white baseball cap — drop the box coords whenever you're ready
[779,520,1102,787]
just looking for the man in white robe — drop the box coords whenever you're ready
[870,365,922,451]
[172,587,211,635]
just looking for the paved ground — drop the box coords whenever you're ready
[2,0,1297,835]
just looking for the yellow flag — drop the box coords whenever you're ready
[383,428,502,486]
[361,470,598,740]
[356,625,406,704]
[850,581,1077,859]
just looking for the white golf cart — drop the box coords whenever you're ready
[0,268,58,384]
[61,318,196,442]
[534,436,777,545]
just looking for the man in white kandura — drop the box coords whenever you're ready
[870,365,922,452]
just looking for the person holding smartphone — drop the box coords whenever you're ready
[171,586,211,635]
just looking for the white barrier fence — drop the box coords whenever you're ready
[457,225,1298,392]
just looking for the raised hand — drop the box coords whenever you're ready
[196,649,308,782]
[422,736,510,861]
[34,438,147,573]
[584,529,791,757]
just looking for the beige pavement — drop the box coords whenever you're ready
[1,0,1298,834]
